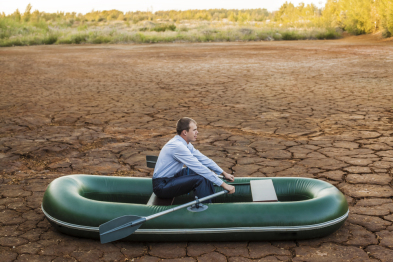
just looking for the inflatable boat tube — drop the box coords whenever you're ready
[42,175,348,241]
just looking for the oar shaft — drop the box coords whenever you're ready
[146,190,228,221]
[218,175,228,181]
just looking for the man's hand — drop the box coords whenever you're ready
[221,182,235,194]
[222,171,234,182]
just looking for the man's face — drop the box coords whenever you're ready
[185,122,198,143]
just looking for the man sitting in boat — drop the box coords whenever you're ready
[153,117,235,202]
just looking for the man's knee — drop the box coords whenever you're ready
[192,175,213,188]
[193,175,207,182]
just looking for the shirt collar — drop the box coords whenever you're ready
[175,135,189,146]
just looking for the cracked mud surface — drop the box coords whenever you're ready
[1,39,393,261]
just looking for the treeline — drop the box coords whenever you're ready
[1,5,272,24]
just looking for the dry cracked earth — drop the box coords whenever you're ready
[1,38,393,261]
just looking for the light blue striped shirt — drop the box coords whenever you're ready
[153,135,224,186]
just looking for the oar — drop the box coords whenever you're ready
[218,175,230,181]
[99,190,229,244]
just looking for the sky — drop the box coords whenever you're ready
[2,0,327,15]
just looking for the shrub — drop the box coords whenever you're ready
[281,31,302,40]
[324,30,338,39]
[31,20,49,31]
[239,28,253,35]
[43,34,58,44]
[382,29,392,38]
[256,32,268,40]
[56,37,73,44]
[273,32,282,40]
[71,34,87,44]
[77,24,88,31]
[27,37,42,45]
[202,29,218,35]
[91,35,111,44]
[177,26,189,32]
[151,24,176,32]
[315,28,340,39]
[167,24,176,31]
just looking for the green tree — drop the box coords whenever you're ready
[377,0,393,36]
[274,2,295,24]
[13,9,21,22]
[31,10,40,22]
[238,11,250,24]
[23,3,32,22]
[322,0,341,27]
[340,0,375,34]
[228,12,237,22]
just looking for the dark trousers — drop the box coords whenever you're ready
[153,168,215,203]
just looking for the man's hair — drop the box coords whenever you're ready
[176,117,197,135]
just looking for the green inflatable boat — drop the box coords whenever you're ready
[41,175,348,241]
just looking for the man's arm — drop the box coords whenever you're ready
[221,171,235,182]
[173,147,224,187]
[173,146,235,194]
[191,146,235,182]
[221,182,235,194]
[191,147,223,174]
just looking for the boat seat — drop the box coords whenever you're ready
[146,156,174,205]
[146,155,158,168]
[147,192,175,206]
[250,180,278,202]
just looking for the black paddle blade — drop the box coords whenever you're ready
[99,215,144,244]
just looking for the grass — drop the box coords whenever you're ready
[0,19,342,47]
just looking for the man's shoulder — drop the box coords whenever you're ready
[166,136,182,145]
[163,136,188,150]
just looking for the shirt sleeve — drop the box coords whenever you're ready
[188,144,224,175]
[173,145,223,186]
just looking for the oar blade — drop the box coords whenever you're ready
[99,215,143,244]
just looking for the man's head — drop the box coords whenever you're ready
[177,117,198,144]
